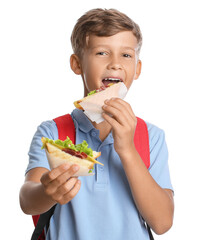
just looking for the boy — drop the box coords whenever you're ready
[20,8,174,240]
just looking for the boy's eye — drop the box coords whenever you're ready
[123,53,132,58]
[96,52,107,56]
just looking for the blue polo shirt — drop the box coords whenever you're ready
[27,109,173,240]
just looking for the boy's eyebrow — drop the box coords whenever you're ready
[90,45,136,52]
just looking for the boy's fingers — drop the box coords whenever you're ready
[106,98,135,119]
[41,164,79,188]
[41,164,71,186]
[49,165,79,189]
[60,179,81,205]
[102,112,121,130]
[53,177,79,202]
[103,102,136,127]
[103,98,135,124]
[41,164,80,198]
[103,105,125,125]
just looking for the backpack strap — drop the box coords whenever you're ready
[31,114,76,240]
[134,117,154,239]
[31,206,56,240]
[54,114,76,142]
[134,117,150,169]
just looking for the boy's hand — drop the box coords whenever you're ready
[102,98,137,158]
[40,164,81,205]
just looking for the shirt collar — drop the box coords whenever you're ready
[72,109,95,133]
[71,109,114,144]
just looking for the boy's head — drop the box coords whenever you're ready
[71,8,142,59]
[70,8,143,96]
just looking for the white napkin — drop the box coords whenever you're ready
[80,82,128,123]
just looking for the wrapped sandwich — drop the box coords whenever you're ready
[41,137,102,176]
[74,81,128,123]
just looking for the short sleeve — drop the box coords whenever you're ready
[147,123,173,191]
[25,120,59,174]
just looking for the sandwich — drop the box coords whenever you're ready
[74,81,128,123]
[41,137,102,176]
[74,82,115,110]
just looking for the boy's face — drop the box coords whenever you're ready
[71,31,142,96]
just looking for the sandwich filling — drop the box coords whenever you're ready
[88,78,123,96]
[42,137,103,165]
[62,148,88,159]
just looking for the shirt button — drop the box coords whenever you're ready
[99,166,104,171]
[91,131,97,137]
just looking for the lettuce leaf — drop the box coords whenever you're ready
[87,90,96,96]
[42,137,93,157]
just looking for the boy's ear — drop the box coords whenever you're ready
[70,54,82,75]
[134,60,142,80]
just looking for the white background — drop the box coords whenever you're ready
[1,0,217,239]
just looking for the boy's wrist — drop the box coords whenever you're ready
[117,145,138,163]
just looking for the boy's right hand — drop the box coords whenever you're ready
[40,164,81,205]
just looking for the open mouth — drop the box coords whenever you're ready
[102,78,123,87]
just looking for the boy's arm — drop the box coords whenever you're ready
[19,164,81,215]
[118,150,174,235]
[102,98,174,235]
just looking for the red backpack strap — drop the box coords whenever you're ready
[32,114,76,240]
[134,117,150,169]
[134,118,154,238]
[53,114,76,142]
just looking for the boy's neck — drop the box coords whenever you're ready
[92,120,112,142]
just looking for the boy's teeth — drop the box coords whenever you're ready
[104,78,121,81]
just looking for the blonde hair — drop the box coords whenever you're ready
[71,8,142,58]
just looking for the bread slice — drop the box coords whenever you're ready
[45,143,95,176]
[73,83,115,110]
[74,99,85,110]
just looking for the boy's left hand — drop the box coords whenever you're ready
[102,98,137,158]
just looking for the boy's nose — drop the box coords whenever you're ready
[107,57,122,70]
